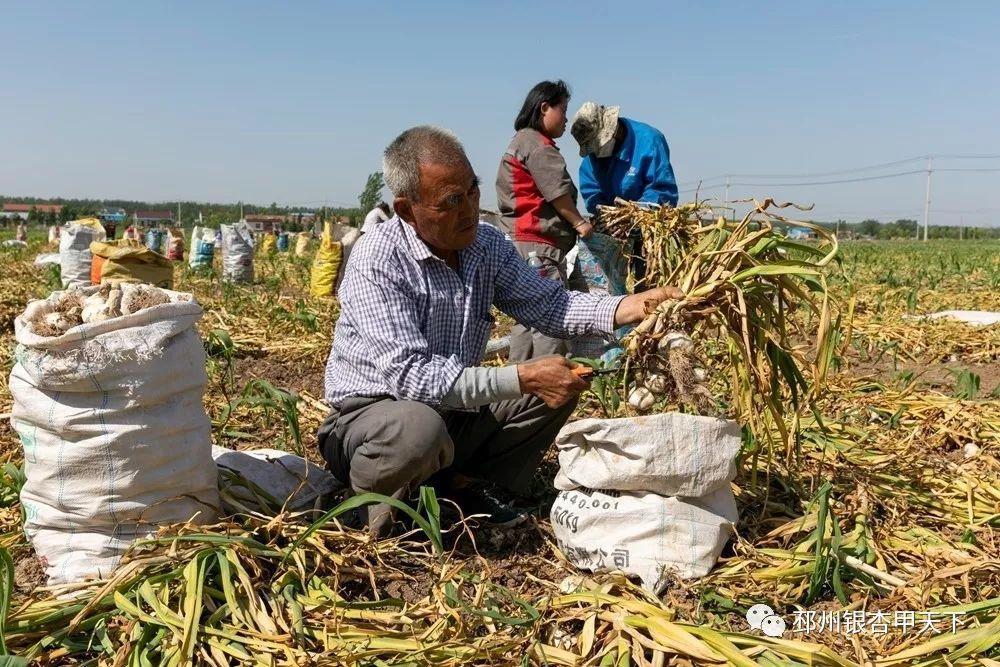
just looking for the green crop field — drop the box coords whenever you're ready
[0,230,997,665]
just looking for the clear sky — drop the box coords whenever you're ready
[3,1,999,226]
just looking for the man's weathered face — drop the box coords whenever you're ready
[402,160,481,254]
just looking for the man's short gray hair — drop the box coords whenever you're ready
[382,126,468,200]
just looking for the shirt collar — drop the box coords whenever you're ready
[398,216,436,261]
[398,216,487,265]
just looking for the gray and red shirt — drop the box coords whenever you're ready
[495,128,578,246]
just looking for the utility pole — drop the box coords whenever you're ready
[724,176,733,221]
[922,156,932,241]
[177,202,181,226]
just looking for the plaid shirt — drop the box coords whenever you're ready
[324,217,624,408]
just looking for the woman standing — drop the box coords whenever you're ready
[495,80,594,361]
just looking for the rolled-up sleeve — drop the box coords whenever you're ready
[339,262,464,404]
[491,236,624,338]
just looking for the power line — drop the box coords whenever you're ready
[929,153,1000,160]
[677,153,1000,188]
[935,167,1000,173]
[678,165,999,195]
[675,157,925,187]
[720,156,928,181]
[728,169,925,188]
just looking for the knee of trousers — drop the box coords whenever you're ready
[349,401,454,494]
[394,401,455,470]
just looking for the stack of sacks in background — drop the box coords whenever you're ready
[310,221,361,298]
[295,231,312,257]
[47,226,60,244]
[166,228,185,260]
[550,412,741,593]
[10,284,220,584]
[59,218,106,288]
[221,222,255,283]
[145,228,165,255]
[90,239,174,289]
[258,232,277,257]
[188,226,217,269]
[276,231,290,252]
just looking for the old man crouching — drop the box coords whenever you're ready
[318,126,681,534]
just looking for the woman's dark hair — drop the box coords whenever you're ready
[514,80,571,132]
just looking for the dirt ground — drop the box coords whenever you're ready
[845,358,1000,396]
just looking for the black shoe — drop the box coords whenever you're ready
[446,486,528,528]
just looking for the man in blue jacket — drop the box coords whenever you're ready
[569,102,679,341]
[570,102,678,214]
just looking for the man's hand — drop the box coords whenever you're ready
[516,355,590,408]
[614,286,685,326]
[574,221,595,240]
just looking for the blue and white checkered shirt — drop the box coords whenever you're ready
[323,217,624,408]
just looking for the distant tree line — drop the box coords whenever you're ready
[0,196,365,229]
[0,171,391,230]
[818,218,1000,240]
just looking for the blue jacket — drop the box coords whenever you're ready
[579,118,678,214]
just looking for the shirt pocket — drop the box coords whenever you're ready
[463,313,496,364]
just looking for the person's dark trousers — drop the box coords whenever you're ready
[317,394,576,534]
[630,233,648,292]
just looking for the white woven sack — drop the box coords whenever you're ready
[188,226,217,268]
[10,287,220,584]
[551,486,737,592]
[221,223,254,283]
[554,413,741,498]
[59,222,106,287]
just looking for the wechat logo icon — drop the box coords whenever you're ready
[746,604,786,638]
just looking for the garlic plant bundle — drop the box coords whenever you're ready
[601,198,842,449]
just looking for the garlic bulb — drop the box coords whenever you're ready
[81,293,109,323]
[657,330,694,352]
[22,300,52,322]
[42,312,74,334]
[628,387,655,411]
[644,372,668,395]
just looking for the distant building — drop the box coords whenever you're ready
[133,210,174,227]
[244,214,285,233]
[98,208,127,224]
[787,227,815,240]
[2,202,63,220]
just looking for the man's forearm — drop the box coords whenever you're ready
[440,365,523,410]
[613,286,685,326]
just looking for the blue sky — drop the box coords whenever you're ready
[3,1,999,225]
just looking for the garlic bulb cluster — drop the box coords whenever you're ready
[24,284,176,338]
[628,330,713,412]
